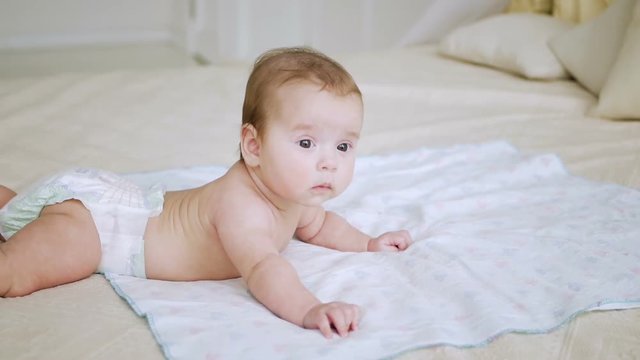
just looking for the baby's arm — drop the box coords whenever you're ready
[245,252,359,338]
[296,207,412,252]
[217,213,358,338]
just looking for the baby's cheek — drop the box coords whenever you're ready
[338,171,355,191]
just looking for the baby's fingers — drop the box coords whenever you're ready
[395,230,413,250]
[329,305,360,337]
[307,303,361,339]
[348,305,360,331]
[396,238,409,250]
[317,316,334,339]
[328,310,348,337]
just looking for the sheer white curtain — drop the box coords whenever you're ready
[187,0,508,64]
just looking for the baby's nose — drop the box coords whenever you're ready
[318,154,337,172]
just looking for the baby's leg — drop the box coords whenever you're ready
[0,185,17,241]
[0,200,101,297]
[0,185,17,242]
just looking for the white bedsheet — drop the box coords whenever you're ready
[108,142,640,360]
[2,45,640,359]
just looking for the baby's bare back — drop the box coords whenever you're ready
[141,162,299,281]
[142,183,238,281]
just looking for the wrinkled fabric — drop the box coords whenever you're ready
[108,142,640,360]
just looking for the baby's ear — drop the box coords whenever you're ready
[240,124,261,167]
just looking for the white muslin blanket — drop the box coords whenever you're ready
[108,142,640,360]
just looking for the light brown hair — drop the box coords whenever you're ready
[241,47,362,139]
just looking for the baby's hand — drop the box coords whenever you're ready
[303,302,360,339]
[367,230,412,252]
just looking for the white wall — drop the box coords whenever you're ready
[190,0,435,63]
[0,0,188,50]
[0,0,508,64]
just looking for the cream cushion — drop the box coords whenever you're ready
[508,0,553,13]
[594,0,640,119]
[549,0,636,94]
[439,13,572,79]
[553,0,611,23]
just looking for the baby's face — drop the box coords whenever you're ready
[257,81,363,206]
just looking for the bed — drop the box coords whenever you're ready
[1,1,639,359]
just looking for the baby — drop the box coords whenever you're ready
[0,47,412,338]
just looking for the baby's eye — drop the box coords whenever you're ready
[298,139,312,148]
[337,143,350,152]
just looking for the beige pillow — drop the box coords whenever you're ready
[594,0,640,119]
[507,0,553,14]
[553,0,611,23]
[549,0,636,95]
[439,13,572,79]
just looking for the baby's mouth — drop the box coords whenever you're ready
[312,183,332,191]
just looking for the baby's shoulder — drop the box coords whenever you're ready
[212,192,276,237]
[206,169,274,224]
[213,168,264,206]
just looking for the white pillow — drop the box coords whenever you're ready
[439,13,572,79]
[549,0,636,95]
[593,0,640,120]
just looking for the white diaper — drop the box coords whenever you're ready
[0,168,165,278]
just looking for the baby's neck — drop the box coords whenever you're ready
[239,161,299,214]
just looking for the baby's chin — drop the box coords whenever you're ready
[297,197,331,207]
[295,193,338,207]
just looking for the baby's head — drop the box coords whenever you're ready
[240,47,364,205]
[241,47,362,147]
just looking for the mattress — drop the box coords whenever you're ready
[1,45,639,359]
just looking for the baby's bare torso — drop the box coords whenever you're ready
[141,162,299,281]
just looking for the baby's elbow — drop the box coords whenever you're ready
[294,226,320,244]
[295,213,326,244]
[245,253,281,287]
[295,207,327,243]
